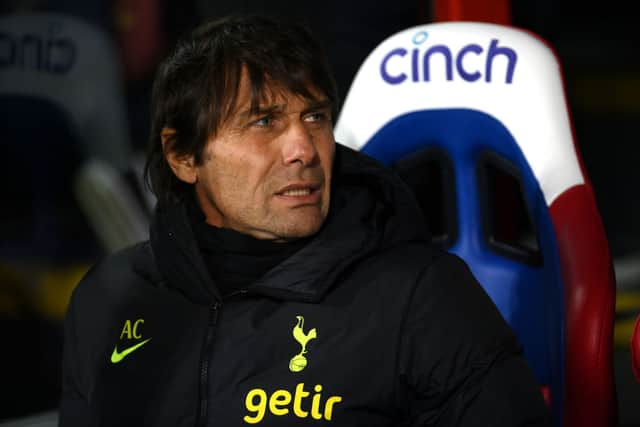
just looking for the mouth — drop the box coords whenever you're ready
[275,183,321,202]
[280,188,313,196]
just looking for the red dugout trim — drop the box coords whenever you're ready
[632,316,640,383]
[433,0,511,24]
[549,185,617,427]
[115,0,164,80]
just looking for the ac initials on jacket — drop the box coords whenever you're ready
[111,319,151,364]
[120,319,144,339]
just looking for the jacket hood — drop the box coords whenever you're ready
[150,143,429,304]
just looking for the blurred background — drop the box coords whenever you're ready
[0,0,639,424]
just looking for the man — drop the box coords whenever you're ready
[60,15,551,426]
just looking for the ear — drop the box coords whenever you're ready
[162,128,197,184]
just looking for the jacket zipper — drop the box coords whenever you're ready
[197,301,220,427]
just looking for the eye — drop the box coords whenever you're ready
[251,115,273,128]
[304,110,330,124]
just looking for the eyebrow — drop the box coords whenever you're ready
[236,98,332,120]
[236,104,281,122]
[300,98,332,116]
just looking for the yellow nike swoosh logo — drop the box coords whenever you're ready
[111,338,151,364]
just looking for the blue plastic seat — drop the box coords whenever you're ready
[335,22,616,427]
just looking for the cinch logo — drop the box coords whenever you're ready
[0,22,77,74]
[244,383,343,424]
[380,30,517,85]
[289,315,317,372]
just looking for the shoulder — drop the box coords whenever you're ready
[366,241,458,279]
[346,241,460,302]
[371,242,482,291]
[70,241,159,305]
[398,247,515,354]
[365,243,502,328]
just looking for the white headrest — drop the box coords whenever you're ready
[0,13,131,170]
[335,22,584,205]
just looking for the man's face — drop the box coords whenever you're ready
[191,75,335,241]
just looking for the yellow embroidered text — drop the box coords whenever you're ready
[243,383,342,424]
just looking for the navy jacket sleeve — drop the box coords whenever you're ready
[397,254,553,426]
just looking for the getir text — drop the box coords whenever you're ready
[244,383,343,424]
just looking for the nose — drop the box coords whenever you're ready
[281,121,318,166]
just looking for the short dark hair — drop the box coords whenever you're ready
[144,15,339,205]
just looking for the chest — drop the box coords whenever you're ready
[205,295,404,426]
[87,276,410,426]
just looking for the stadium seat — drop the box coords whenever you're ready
[0,12,149,258]
[0,13,133,170]
[335,22,616,427]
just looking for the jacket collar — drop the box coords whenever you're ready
[148,144,429,304]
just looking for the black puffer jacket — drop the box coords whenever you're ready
[60,144,551,426]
